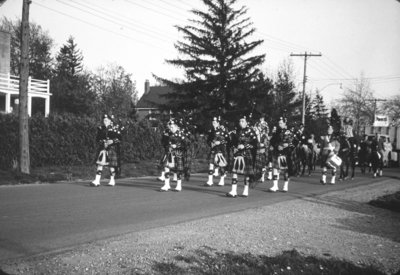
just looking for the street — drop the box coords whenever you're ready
[0,169,399,261]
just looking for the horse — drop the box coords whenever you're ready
[293,143,313,176]
[338,135,358,180]
[358,137,372,174]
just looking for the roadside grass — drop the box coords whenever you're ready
[369,191,400,213]
[0,158,209,185]
[147,248,387,275]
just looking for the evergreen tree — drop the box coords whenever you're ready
[307,91,329,137]
[51,37,96,115]
[154,0,265,129]
[271,61,301,126]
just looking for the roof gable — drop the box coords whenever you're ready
[136,86,173,108]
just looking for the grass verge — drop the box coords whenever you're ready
[144,248,388,275]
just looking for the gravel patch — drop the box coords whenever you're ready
[1,180,399,274]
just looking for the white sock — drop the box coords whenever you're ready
[242,185,249,196]
[218,175,225,186]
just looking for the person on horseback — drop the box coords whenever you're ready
[371,134,384,177]
[320,124,341,184]
[269,117,294,192]
[205,116,230,187]
[338,130,352,181]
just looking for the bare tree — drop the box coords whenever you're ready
[334,73,375,135]
[382,95,400,125]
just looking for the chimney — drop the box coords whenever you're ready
[144,79,150,94]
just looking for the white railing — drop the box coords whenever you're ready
[0,73,51,116]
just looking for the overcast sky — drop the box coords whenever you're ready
[1,0,399,106]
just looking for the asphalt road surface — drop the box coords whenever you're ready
[0,169,399,261]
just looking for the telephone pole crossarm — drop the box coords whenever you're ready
[290,52,322,126]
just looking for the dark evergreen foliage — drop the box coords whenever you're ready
[154,0,266,130]
[51,36,97,115]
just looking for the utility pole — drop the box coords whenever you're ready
[290,52,322,126]
[19,0,31,174]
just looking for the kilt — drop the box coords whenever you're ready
[254,150,267,173]
[168,149,184,173]
[232,149,254,176]
[107,147,119,167]
[271,150,288,170]
[96,147,119,167]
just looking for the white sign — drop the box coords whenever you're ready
[373,115,389,127]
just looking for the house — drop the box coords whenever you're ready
[136,80,173,120]
[0,31,51,117]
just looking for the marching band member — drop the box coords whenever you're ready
[91,114,122,187]
[253,115,269,182]
[269,117,294,192]
[157,123,172,181]
[320,124,341,184]
[226,116,257,198]
[205,116,230,186]
[160,119,187,192]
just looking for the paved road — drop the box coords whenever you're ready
[0,169,399,261]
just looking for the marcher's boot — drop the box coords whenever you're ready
[330,176,336,184]
[261,172,265,182]
[283,181,289,192]
[205,174,213,186]
[242,185,249,197]
[175,180,182,192]
[160,178,171,191]
[379,170,383,177]
[320,174,327,185]
[173,173,178,182]
[91,174,101,186]
[157,171,165,181]
[226,182,237,197]
[218,175,226,186]
[107,176,115,186]
[269,180,279,192]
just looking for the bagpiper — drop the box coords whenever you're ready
[226,116,257,198]
[160,119,188,192]
[157,122,172,182]
[253,115,270,182]
[269,117,294,192]
[205,116,230,187]
[91,114,122,187]
[320,124,341,184]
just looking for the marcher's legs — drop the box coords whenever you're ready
[108,167,116,186]
[226,174,238,197]
[160,168,171,191]
[269,168,279,192]
[91,165,103,186]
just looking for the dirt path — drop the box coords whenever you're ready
[1,180,399,275]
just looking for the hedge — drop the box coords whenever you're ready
[0,113,190,169]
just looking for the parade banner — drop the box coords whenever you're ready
[373,115,389,127]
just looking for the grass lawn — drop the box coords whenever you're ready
[150,248,387,275]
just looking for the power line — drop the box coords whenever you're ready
[33,2,174,53]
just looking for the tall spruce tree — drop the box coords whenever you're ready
[154,0,265,129]
[271,61,302,126]
[51,36,96,115]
